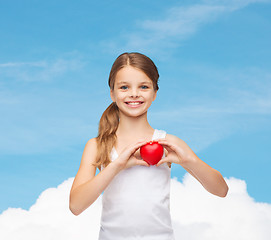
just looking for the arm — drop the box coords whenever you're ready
[69,138,124,216]
[157,134,229,198]
[69,138,150,216]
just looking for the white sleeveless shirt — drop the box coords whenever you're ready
[98,129,175,240]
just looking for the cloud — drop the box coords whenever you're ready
[1,174,270,240]
[149,66,271,152]
[100,0,271,55]
[0,53,85,83]
[0,83,99,154]
[0,52,100,155]
[0,116,97,154]
[203,0,270,10]
[170,174,271,240]
[0,178,102,239]
[0,61,47,68]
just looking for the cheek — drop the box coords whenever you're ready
[145,93,156,100]
[115,93,126,100]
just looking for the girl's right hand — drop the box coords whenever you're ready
[115,140,150,170]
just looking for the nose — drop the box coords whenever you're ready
[129,87,139,98]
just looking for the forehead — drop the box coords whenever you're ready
[115,66,152,84]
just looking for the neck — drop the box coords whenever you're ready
[116,113,154,140]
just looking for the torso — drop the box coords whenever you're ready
[98,129,174,239]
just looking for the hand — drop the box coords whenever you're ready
[155,138,189,167]
[114,140,151,170]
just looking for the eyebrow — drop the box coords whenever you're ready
[117,81,152,85]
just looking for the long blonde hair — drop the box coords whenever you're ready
[93,52,160,171]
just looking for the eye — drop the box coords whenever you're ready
[141,85,149,89]
[120,86,128,90]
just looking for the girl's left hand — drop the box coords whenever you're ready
[155,138,190,167]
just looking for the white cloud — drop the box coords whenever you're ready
[0,116,97,154]
[0,61,47,68]
[203,0,270,10]
[100,0,271,55]
[1,174,270,240]
[149,66,271,152]
[140,4,225,39]
[0,178,102,240]
[0,54,85,83]
[0,83,100,155]
[171,174,271,240]
[0,53,101,155]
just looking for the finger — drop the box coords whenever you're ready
[126,140,147,150]
[129,140,149,154]
[157,140,178,152]
[130,155,149,167]
[137,160,150,167]
[133,141,149,151]
[156,158,171,167]
[156,141,172,152]
[156,157,173,167]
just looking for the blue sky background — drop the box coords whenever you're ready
[0,0,271,213]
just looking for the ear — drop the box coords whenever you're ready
[110,89,115,102]
[152,90,157,102]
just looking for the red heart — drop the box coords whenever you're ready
[140,141,164,165]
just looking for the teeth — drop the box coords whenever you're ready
[127,102,141,105]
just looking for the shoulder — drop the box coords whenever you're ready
[165,133,192,151]
[85,137,98,151]
[86,137,98,146]
[82,137,98,164]
[165,133,196,159]
[165,133,186,145]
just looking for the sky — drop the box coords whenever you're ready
[0,0,271,239]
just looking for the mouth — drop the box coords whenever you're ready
[125,101,144,106]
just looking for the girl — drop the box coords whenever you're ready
[69,52,229,240]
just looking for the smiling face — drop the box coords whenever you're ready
[110,66,157,118]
